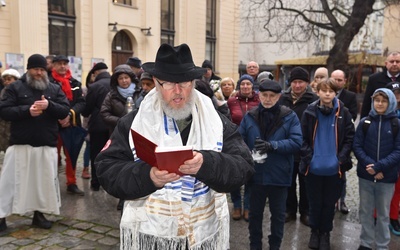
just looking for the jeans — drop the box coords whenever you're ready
[230,184,250,210]
[340,171,347,202]
[305,173,343,232]
[286,161,308,216]
[249,184,287,250]
[83,141,90,167]
[359,178,394,250]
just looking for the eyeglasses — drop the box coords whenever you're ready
[155,78,192,90]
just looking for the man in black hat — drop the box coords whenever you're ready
[81,62,111,191]
[279,66,318,226]
[240,79,302,250]
[0,54,70,232]
[95,43,254,249]
[126,57,143,79]
[50,55,86,196]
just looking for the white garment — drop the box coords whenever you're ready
[0,145,61,217]
[121,89,228,250]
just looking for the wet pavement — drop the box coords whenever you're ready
[1,151,400,249]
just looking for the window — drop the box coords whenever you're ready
[160,0,175,46]
[113,0,132,5]
[48,0,76,56]
[205,0,217,68]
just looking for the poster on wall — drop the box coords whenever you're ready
[5,53,24,76]
[68,56,82,82]
[91,58,105,69]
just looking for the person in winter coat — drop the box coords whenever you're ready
[240,80,302,250]
[100,64,141,134]
[0,69,21,152]
[300,78,354,250]
[227,74,260,221]
[353,88,400,250]
[81,62,111,191]
[279,66,318,226]
[0,54,70,232]
[95,43,254,249]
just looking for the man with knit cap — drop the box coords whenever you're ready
[0,54,70,232]
[279,66,318,226]
[50,55,86,195]
[201,59,221,83]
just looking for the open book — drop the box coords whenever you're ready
[131,129,193,175]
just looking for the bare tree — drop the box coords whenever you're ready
[242,0,399,72]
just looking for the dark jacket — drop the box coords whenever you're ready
[49,74,85,127]
[279,86,318,162]
[299,98,355,175]
[100,65,141,133]
[360,69,400,118]
[338,89,358,121]
[81,71,111,133]
[239,105,302,186]
[353,112,400,184]
[95,109,255,199]
[0,74,70,147]
[227,91,260,126]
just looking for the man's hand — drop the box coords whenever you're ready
[179,151,203,175]
[366,164,376,175]
[150,167,180,188]
[33,95,49,111]
[374,172,384,180]
[29,104,42,117]
[58,115,71,128]
[254,138,273,155]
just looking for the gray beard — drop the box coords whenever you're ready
[26,73,49,90]
[158,90,195,120]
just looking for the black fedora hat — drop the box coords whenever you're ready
[142,43,206,82]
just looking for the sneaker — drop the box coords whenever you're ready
[81,167,91,179]
[389,219,400,236]
[319,232,330,250]
[67,184,85,196]
[308,230,319,249]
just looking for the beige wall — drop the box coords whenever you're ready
[383,5,400,53]
[0,0,239,81]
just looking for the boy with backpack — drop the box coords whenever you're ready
[353,88,400,250]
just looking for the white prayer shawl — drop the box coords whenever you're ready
[123,88,229,250]
[0,145,61,217]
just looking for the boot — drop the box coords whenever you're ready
[0,218,7,232]
[319,232,331,250]
[308,229,319,249]
[232,208,242,220]
[32,211,52,229]
[81,167,91,179]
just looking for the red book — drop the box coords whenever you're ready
[131,129,193,175]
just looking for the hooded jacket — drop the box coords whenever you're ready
[100,65,141,133]
[353,88,400,183]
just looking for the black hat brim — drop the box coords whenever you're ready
[143,62,206,82]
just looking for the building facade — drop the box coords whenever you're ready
[0,0,240,83]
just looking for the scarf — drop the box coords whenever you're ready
[122,88,227,250]
[117,83,136,99]
[52,70,73,100]
[290,89,306,105]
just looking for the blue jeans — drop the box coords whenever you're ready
[230,184,250,210]
[248,184,287,250]
[305,173,343,232]
[359,178,394,250]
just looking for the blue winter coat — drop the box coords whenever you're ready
[239,105,302,186]
[353,88,400,183]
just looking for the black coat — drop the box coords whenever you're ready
[81,71,111,133]
[338,89,358,121]
[0,74,70,147]
[360,69,400,118]
[95,110,255,200]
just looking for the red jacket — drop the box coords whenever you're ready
[227,91,260,125]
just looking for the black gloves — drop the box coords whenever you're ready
[254,138,273,155]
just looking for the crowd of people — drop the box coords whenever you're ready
[0,46,399,250]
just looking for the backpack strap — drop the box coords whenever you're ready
[362,116,372,136]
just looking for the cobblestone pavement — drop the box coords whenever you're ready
[1,150,400,249]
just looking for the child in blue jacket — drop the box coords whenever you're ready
[353,88,400,250]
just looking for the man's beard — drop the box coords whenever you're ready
[27,73,49,90]
[158,89,195,120]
